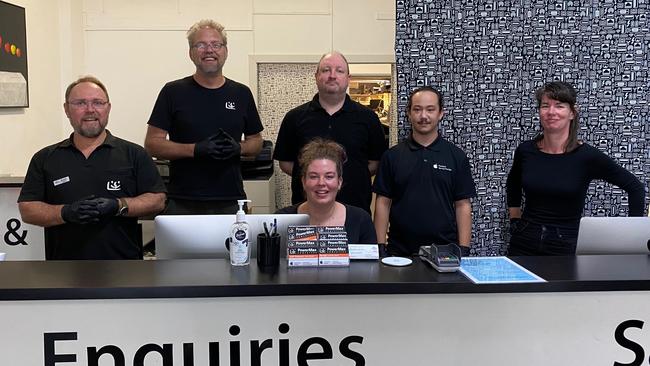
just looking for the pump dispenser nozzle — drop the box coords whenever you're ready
[236,199,252,223]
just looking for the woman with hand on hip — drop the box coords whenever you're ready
[506,81,646,256]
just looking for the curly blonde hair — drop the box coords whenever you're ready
[186,19,227,47]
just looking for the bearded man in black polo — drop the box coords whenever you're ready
[18,76,166,260]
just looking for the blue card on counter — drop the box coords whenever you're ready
[459,257,545,284]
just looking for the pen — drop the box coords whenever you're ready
[263,222,271,237]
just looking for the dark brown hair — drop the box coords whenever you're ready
[534,81,579,152]
[406,86,444,112]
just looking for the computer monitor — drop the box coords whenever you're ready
[155,214,309,260]
[576,217,650,255]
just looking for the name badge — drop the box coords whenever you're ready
[53,176,70,186]
[348,244,379,260]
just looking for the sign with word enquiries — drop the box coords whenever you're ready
[1,292,650,365]
[0,186,44,260]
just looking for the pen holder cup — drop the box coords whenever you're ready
[257,233,280,269]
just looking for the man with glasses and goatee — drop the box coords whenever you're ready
[145,19,263,215]
[18,76,166,260]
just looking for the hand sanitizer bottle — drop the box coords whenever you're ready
[230,199,252,266]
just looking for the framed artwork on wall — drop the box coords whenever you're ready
[0,0,28,108]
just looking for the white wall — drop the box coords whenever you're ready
[0,0,81,176]
[0,0,395,176]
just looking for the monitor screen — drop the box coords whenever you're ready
[154,214,309,260]
[576,217,650,255]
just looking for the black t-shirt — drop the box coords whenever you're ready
[373,136,476,255]
[18,132,167,260]
[276,203,377,244]
[148,77,264,200]
[506,140,646,228]
[273,94,387,212]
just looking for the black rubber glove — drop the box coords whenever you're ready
[213,130,241,160]
[61,197,100,224]
[509,218,521,234]
[91,197,120,217]
[460,245,471,257]
[193,133,222,159]
[378,244,390,258]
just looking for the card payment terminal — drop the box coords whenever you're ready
[419,243,461,272]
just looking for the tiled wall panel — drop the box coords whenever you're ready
[395,0,649,255]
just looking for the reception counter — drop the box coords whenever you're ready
[1,256,650,365]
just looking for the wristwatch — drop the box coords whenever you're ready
[117,198,129,217]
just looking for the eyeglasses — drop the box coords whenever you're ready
[67,100,109,110]
[192,42,226,51]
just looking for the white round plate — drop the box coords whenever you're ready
[381,256,413,267]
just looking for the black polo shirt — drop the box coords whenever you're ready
[18,131,167,260]
[373,135,476,255]
[273,94,387,212]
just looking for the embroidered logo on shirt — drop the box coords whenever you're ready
[225,102,236,110]
[106,180,121,191]
[53,176,70,187]
[432,163,453,172]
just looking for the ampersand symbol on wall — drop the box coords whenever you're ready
[4,218,27,246]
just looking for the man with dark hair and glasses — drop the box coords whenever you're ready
[18,76,167,260]
[145,19,263,215]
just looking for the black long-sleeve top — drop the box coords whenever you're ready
[506,140,646,228]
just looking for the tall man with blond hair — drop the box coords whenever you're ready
[145,19,263,214]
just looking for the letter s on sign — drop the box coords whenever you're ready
[339,335,365,365]
[614,319,645,366]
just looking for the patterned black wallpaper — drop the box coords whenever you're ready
[395,0,649,255]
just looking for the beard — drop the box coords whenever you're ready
[197,62,223,75]
[74,118,107,138]
[78,125,105,138]
[193,54,225,75]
